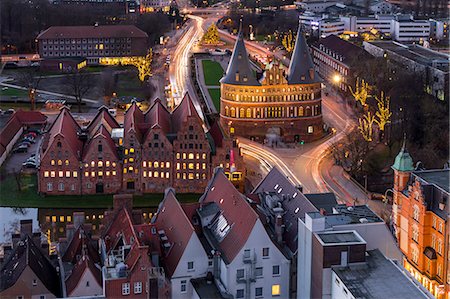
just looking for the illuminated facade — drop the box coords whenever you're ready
[392,141,450,298]
[38,94,244,195]
[220,28,324,143]
[36,25,148,65]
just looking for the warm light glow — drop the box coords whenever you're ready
[272,285,280,296]
[333,74,341,83]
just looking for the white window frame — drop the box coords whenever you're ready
[134,282,142,294]
[181,280,187,293]
[122,282,130,295]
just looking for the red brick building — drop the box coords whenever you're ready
[220,27,324,143]
[38,94,244,195]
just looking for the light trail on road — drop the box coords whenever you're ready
[238,138,303,189]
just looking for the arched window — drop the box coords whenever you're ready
[239,108,245,118]
[230,107,236,118]
[299,106,304,116]
[225,106,229,117]
[306,106,311,116]
[57,142,62,148]
[246,108,251,118]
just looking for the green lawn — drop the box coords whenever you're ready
[208,88,221,111]
[116,72,147,99]
[0,87,29,97]
[0,174,200,208]
[202,60,224,86]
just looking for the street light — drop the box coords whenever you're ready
[333,74,341,84]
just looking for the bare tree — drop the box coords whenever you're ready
[102,69,116,106]
[64,69,92,113]
[16,69,41,110]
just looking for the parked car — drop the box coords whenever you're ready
[22,138,35,144]
[4,109,15,115]
[25,132,37,138]
[13,145,28,153]
[19,141,31,147]
[25,156,37,163]
[22,161,37,168]
[27,128,42,134]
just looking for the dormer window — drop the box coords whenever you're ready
[235,72,240,81]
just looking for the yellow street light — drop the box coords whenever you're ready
[333,74,341,84]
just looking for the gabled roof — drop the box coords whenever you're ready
[65,255,102,296]
[220,30,260,86]
[0,114,22,152]
[87,106,120,136]
[200,168,258,263]
[208,119,224,148]
[154,189,195,277]
[102,206,140,254]
[171,93,203,133]
[313,34,372,65]
[144,99,171,134]
[45,107,82,156]
[0,236,61,297]
[252,167,318,253]
[287,27,321,84]
[83,124,119,160]
[124,101,145,142]
[37,25,148,40]
[14,110,47,125]
[62,226,100,264]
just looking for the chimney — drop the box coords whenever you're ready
[275,214,284,244]
[20,219,33,237]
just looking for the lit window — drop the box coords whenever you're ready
[176,153,180,159]
[154,171,159,178]
[65,171,70,178]
[106,171,110,176]
[98,171,103,177]
[188,163,194,170]
[189,173,194,180]
[176,163,180,170]
[98,161,103,167]
[106,161,110,167]
[143,161,147,167]
[73,171,78,178]
[148,171,152,178]
[65,160,69,166]
[202,153,206,159]
[84,163,88,168]
[44,171,49,177]
[154,162,159,168]
[308,126,314,134]
[51,160,55,165]
[143,171,147,177]
[177,173,180,179]
[202,163,206,170]
[124,149,129,155]
[67,215,72,222]
[112,170,117,176]
[129,157,134,163]
[130,148,135,154]
[112,162,116,167]
[85,171,89,177]
[60,216,65,222]
[91,171,95,177]
[196,163,199,169]
[58,160,62,166]
[51,216,57,222]
[188,153,194,159]
[196,153,200,159]
[166,172,169,178]
[58,171,63,178]
[90,161,95,167]
[182,153,186,159]
[166,162,170,168]
[272,284,280,296]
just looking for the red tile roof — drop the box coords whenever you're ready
[124,101,145,142]
[83,124,119,160]
[200,169,258,263]
[144,99,171,134]
[62,226,100,264]
[87,106,120,136]
[154,189,195,277]
[171,93,203,133]
[65,255,102,296]
[208,119,224,148]
[14,110,47,125]
[37,25,148,40]
[45,107,82,157]
[0,114,22,154]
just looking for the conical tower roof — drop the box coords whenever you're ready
[392,138,414,172]
[287,27,321,84]
[220,29,260,86]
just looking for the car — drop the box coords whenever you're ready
[27,128,42,134]
[19,141,31,147]
[25,132,37,138]
[22,161,37,168]
[13,145,28,153]
[4,109,15,115]
[23,137,35,144]
[26,156,37,163]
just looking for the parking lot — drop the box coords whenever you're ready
[2,132,42,174]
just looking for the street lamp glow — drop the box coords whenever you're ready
[333,74,341,84]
